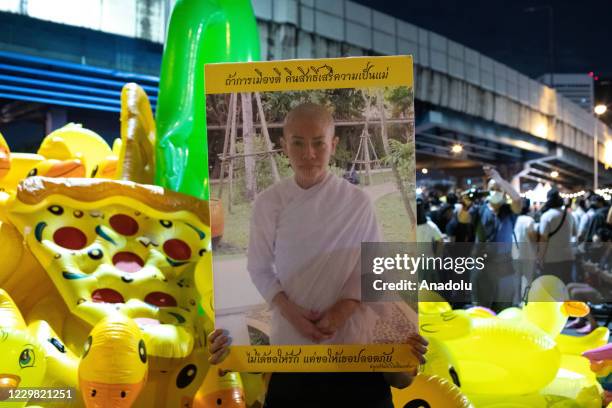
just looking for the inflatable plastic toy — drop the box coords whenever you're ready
[155,0,260,199]
[523,275,570,337]
[557,326,610,355]
[0,289,46,408]
[29,158,86,178]
[468,393,583,407]
[0,153,44,195]
[2,176,212,407]
[465,306,496,318]
[540,354,601,405]
[5,176,210,356]
[392,374,473,408]
[446,317,561,396]
[37,123,112,178]
[0,289,80,407]
[417,276,608,405]
[419,309,472,341]
[584,343,612,405]
[79,315,148,408]
[193,369,245,408]
[118,83,156,184]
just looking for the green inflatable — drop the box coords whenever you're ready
[155,0,261,200]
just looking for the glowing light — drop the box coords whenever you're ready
[534,123,548,138]
[421,168,428,174]
[595,104,608,116]
[550,171,559,178]
[416,187,423,195]
[604,140,612,169]
[451,144,463,154]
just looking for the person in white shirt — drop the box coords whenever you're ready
[572,198,587,236]
[416,198,443,244]
[512,199,537,299]
[247,103,380,346]
[538,189,576,283]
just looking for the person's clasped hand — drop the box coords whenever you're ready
[315,299,359,336]
[273,292,331,342]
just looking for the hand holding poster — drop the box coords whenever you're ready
[205,56,419,372]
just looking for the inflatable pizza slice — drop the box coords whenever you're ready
[4,176,212,365]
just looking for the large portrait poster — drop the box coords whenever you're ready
[205,56,418,372]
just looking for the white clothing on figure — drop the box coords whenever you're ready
[539,208,576,263]
[512,215,536,261]
[513,214,536,297]
[416,220,442,244]
[578,208,596,241]
[572,207,586,235]
[247,173,380,345]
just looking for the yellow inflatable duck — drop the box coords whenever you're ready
[0,289,46,408]
[37,123,112,178]
[417,276,604,404]
[79,315,148,408]
[27,158,86,179]
[392,374,473,408]
[519,276,609,354]
[0,153,86,197]
[0,153,44,195]
[193,370,246,408]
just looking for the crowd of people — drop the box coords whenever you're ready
[417,166,612,326]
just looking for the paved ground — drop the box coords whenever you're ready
[362,181,398,202]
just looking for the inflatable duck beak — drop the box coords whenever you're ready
[561,301,590,318]
[0,374,21,401]
[97,157,118,178]
[80,380,145,408]
[44,159,86,178]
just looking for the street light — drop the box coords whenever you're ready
[421,168,428,175]
[451,144,463,154]
[593,104,608,189]
[595,104,608,116]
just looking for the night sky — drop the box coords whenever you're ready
[353,0,612,78]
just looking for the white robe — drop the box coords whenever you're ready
[247,173,380,345]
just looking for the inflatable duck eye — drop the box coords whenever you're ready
[176,364,197,389]
[404,400,430,408]
[83,335,92,358]
[48,205,64,216]
[138,339,147,364]
[27,168,38,177]
[449,367,460,387]
[19,347,35,368]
